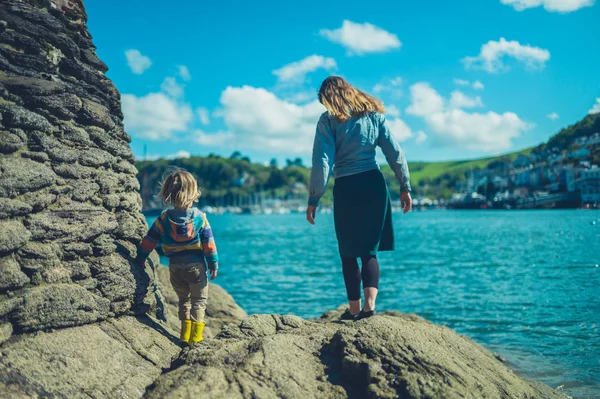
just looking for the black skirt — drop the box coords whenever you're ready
[333,169,394,258]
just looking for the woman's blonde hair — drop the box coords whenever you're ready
[318,76,385,120]
[157,170,200,209]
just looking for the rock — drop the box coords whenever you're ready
[78,98,115,130]
[15,186,58,211]
[0,0,159,332]
[147,314,567,399]
[10,284,111,332]
[0,104,53,133]
[0,220,31,253]
[0,198,32,219]
[0,130,25,153]
[26,207,118,242]
[0,316,180,398]
[69,179,100,202]
[0,256,29,293]
[0,321,13,344]
[91,234,116,256]
[0,156,57,198]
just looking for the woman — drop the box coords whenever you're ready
[307,76,412,320]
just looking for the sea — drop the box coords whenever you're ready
[146,210,600,399]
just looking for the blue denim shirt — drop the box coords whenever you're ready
[308,112,411,207]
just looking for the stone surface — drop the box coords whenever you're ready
[0,0,162,334]
[10,284,111,332]
[147,314,567,399]
[0,220,30,253]
[0,316,180,399]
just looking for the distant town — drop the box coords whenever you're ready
[447,132,600,210]
[138,117,600,214]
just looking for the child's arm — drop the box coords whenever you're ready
[135,217,164,266]
[200,215,219,275]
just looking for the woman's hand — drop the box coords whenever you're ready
[210,269,218,280]
[306,206,317,225]
[401,192,412,214]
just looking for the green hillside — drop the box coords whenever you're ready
[136,113,599,205]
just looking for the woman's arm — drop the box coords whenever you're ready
[308,115,335,207]
[377,114,411,193]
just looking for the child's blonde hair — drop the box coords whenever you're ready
[158,170,200,209]
[318,76,385,121]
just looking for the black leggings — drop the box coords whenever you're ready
[341,255,380,301]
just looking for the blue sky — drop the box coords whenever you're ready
[86,0,600,163]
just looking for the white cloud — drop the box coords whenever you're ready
[406,82,529,152]
[373,76,403,97]
[283,91,316,104]
[406,83,445,116]
[197,107,210,125]
[161,77,184,98]
[140,150,192,161]
[273,55,337,83]
[415,131,428,144]
[501,0,594,12]
[453,79,485,90]
[319,20,402,55]
[216,86,326,153]
[122,92,193,140]
[462,38,550,73]
[386,104,401,118]
[387,118,414,142]
[473,80,485,90]
[125,49,151,74]
[178,65,192,81]
[547,112,560,120]
[168,150,191,159]
[449,91,484,109]
[589,98,600,114]
[453,78,470,86]
[194,130,233,146]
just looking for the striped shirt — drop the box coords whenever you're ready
[136,208,219,270]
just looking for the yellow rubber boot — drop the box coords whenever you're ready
[180,320,192,344]
[189,321,205,344]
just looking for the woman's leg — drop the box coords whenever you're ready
[341,256,361,315]
[360,256,380,312]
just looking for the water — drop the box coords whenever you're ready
[147,210,600,398]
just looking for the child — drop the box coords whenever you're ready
[136,170,218,345]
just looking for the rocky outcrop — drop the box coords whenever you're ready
[147,312,567,399]
[0,1,183,397]
[0,0,159,337]
[0,315,180,398]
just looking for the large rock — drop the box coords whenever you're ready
[0,316,180,398]
[146,314,568,399]
[0,0,162,339]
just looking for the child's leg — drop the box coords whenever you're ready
[341,255,361,315]
[360,255,380,312]
[170,263,192,320]
[189,263,208,323]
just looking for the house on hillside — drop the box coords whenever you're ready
[576,166,600,204]
[548,153,565,165]
[567,147,591,160]
[513,154,532,169]
[587,133,600,146]
[514,168,531,187]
